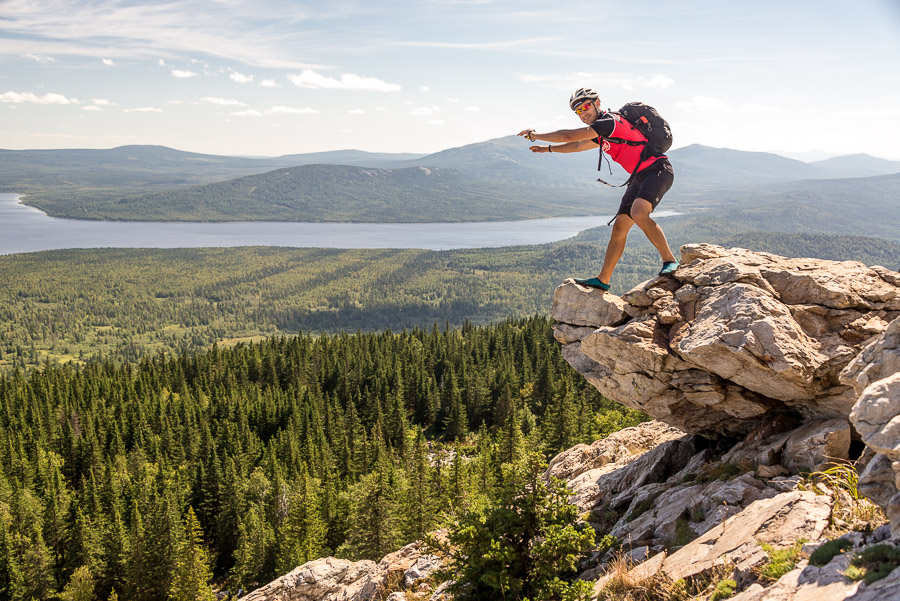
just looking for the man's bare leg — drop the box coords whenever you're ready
[630,198,677,264]
[597,213,634,285]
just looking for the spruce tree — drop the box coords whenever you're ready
[434,453,595,601]
[0,516,25,601]
[275,464,327,573]
[337,453,404,561]
[59,565,94,601]
[168,507,215,601]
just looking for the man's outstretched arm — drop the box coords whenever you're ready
[527,139,599,154]
[517,127,597,144]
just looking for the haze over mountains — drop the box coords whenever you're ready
[2,137,899,223]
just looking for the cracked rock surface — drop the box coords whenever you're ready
[552,244,900,436]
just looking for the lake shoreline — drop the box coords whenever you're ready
[1,193,680,256]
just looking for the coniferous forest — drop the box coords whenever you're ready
[3,207,900,599]
[0,316,647,600]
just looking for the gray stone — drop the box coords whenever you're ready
[658,491,832,581]
[782,418,852,472]
[550,280,628,328]
[552,245,900,437]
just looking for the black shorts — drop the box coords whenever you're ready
[616,158,674,217]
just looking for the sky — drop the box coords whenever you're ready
[2,0,900,159]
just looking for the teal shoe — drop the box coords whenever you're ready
[573,277,610,291]
[658,261,679,276]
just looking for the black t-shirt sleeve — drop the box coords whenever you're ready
[589,114,615,139]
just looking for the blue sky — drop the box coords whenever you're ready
[2,0,900,159]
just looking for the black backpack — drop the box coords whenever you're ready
[597,101,673,187]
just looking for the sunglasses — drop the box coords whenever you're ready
[573,102,593,115]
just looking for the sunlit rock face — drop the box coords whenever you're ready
[552,244,900,437]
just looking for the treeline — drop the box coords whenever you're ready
[0,316,648,600]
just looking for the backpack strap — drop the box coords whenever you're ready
[597,144,650,188]
[595,112,657,187]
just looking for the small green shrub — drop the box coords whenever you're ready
[809,538,852,567]
[590,505,621,532]
[710,578,737,600]
[757,540,807,582]
[596,534,620,555]
[689,505,705,523]
[847,544,900,585]
[673,519,695,547]
[626,498,655,522]
[698,463,742,483]
[844,564,866,581]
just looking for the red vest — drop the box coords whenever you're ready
[600,113,665,174]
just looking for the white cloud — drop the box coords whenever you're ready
[260,79,280,88]
[23,53,55,63]
[464,106,480,112]
[171,69,197,78]
[158,59,168,67]
[429,120,445,125]
[267,106,318,115]
[348,108,365,114]
[230,71,254,84]
[675,95,728,111]
[92,98,117,106]
[82,105,102,111]
[288,69,400,92]
[420,86,430,92]
[124,107,163,113]
[741,103,787,114]
[102,58,115,66]
[231,109,262,117]
[399,37,554,50]
[200,97,248,106]
[645,74,674,88]
[375,106,387,111]
[0,91,72,104]
[447,97,460,103]
[410,106,441,116]
[519,72,675,91]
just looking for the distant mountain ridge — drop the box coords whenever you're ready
[3,140,899,222]
[61,163,604,222]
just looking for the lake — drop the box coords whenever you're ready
[0,193,677,255]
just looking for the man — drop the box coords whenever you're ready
[518,88,678,292]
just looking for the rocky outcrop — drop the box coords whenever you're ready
[550,246,900,600]
[845,316,900,539]
[241,541,441,601]
[552,244,900,437]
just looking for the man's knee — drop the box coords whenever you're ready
[630,199,655,224]
[611,215,632,235]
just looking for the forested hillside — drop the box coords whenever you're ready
[0,316,646,600]
[4,229,900,372]
[63,164,601,222]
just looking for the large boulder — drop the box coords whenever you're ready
[553,245,900,436]
[241,542,439,601]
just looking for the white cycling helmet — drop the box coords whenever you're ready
[569,88,600,111]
